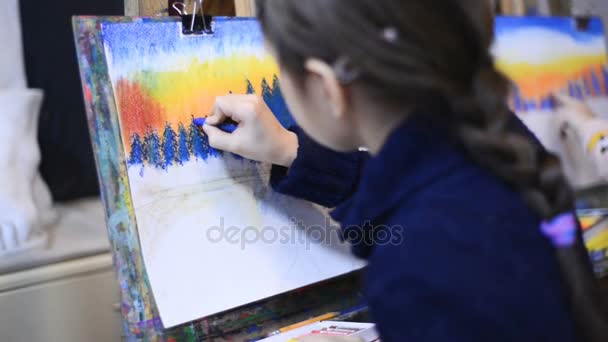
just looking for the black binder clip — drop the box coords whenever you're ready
[172,0,214,35]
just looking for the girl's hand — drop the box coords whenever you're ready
[553,93,596,120]
[203,95,298,167]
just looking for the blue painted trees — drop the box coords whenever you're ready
[246,79,256,94]
[162,123,179,168]
[268,76,293,127]
[129,134,144,166]
[178,123,190,165]
[128,76,291,170]
[188,121,212,161]
[253,76,294,128]
[143,130,163,169]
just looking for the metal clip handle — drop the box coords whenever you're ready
[178,0,214,35]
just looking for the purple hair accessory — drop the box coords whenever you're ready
[540,213,578,248]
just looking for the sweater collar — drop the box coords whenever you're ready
[331,112,464,257]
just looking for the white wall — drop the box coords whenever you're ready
[0,255,122,342]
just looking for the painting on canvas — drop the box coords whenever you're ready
[493,17,608,188]
[98,18,364,328]
[493,17,608,275]
[493,17,608,135]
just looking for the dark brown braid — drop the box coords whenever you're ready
[257,0,608,340]
[453,61,570,220]
[453,52,608,342]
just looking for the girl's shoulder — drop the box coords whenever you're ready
[365,183,576,341]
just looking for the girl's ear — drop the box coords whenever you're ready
[305,58,347,119]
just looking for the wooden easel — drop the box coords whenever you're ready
[124,0,255,16]
[83,2,361,340]
[234,0,256,16]
[128,0,573,17]
[498,0,571,15]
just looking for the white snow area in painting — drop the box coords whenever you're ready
[127,155,365,328]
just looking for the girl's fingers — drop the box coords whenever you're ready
[207,98,231,125]
[204,110,226,126]
[553,93,595,118]
[203,94,289,165]
[553,93,580,108]
[202,124,236,152]
[211,95,258,123]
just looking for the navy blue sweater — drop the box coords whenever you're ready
[270,112,577,341]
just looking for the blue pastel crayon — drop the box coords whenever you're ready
[193,117,238,133]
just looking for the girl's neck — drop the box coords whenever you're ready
[354,103,409,155]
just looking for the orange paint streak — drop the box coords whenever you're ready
[515,73,573,99]
[115,79,165,149]
[510,65,605,99]
[144,56,279,129]
[583,72,593,96]
[597,66,607,94]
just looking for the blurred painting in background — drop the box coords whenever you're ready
[493,16,608,276]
